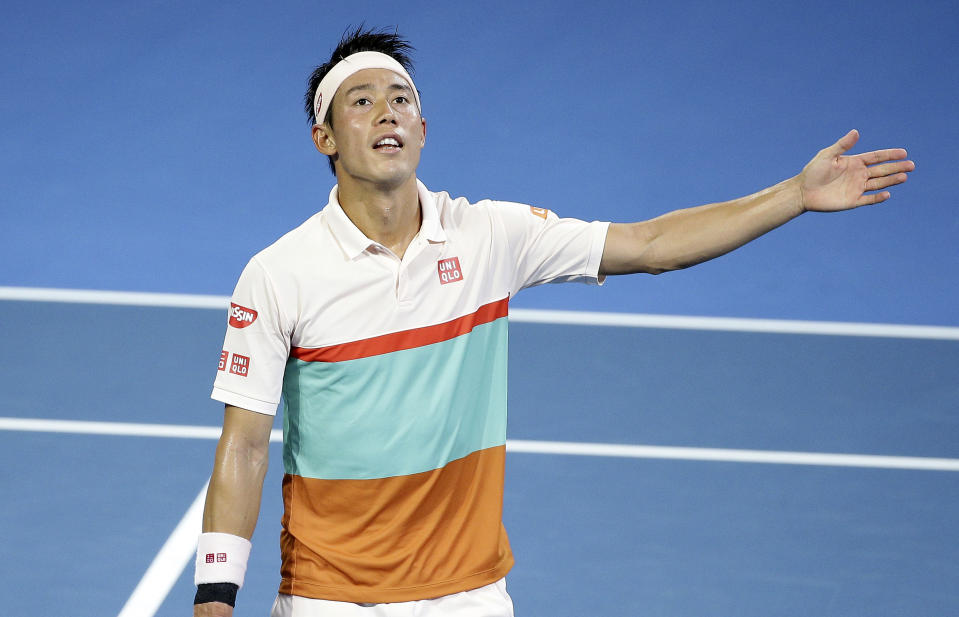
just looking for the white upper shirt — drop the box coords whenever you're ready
[211,179,608,416]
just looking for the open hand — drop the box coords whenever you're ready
[799,130,914,212]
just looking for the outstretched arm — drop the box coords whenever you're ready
[600,130,915,275]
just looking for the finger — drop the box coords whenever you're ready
[853,148,909,165]
[855,191,891,207]
[868,160,916,178]
[825,129,860,157]
[865,172,909,192]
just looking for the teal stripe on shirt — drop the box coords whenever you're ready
[281,317,508,481]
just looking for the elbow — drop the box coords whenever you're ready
[651,254,706,274]
[640,235,714,274]
[217,431,270,478]
[240,437,270,475]
[631,244,694,275]
[643,264,670,276]
[608,221,692,275]
[645,264,685,276]
[245,442,270,475]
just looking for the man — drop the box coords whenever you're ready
[194,26,913,617]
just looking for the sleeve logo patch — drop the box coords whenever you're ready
[437,257,464,285]
[229,303,258,328]
[229,353,250,377]
[218,350,229,371]
[529,206,549,219]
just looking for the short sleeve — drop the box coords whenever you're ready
[211,257,292,415]
[489,202,609,294]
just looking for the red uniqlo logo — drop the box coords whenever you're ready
[230,354,250,377]
[217,553,227,563]
[437,257,463,285]
[218,350,229,371]
[205,553,215,564]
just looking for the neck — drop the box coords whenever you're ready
[336,174,421,259]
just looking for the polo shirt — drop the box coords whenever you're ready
[211,179,609,602]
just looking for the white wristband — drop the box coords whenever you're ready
[194,532,252,588]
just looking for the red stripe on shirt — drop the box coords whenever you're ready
[291,297,509,363]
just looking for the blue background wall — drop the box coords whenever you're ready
[2,0,955,325]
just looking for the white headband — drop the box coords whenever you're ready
[313,51,421,125]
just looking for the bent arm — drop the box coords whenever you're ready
[203,404,273,537]
[194,405,274,617]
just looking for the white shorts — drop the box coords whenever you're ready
[270,579,514,617]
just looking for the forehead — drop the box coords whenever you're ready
[336,68,412,95]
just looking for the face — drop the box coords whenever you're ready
[313,68,426,188]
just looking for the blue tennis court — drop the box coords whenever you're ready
[3,2,956,614]
[2,293,957,616]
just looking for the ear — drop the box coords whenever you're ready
[312,124,337,155]
[419,116,427,147]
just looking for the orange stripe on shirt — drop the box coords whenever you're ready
[291,297,509,363]
[279,445,513,602]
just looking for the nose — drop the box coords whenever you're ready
[375,98,397,124]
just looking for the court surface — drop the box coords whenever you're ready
[1,290,957,617]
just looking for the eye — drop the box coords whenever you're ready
[353,97,371,106]
[393,95,409,105]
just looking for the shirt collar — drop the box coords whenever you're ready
[416,179,447,245]
[325,179,446,260]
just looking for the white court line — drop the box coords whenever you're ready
[3,287,954,617]
[506,439,959,472]
[0,286,228,309]
[2,285,958,340]
[3,416,959,472]
[116,481,208,617]
[3,416,955,617]
[0,417,283,442]
[509,308,959,340]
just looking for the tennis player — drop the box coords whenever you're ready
[193,26,914,617]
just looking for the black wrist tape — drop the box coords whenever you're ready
[194,582,239,607]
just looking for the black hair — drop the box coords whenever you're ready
[304,25,417,175]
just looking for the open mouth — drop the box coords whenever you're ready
[373,136,403,152]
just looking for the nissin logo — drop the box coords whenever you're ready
[229,303,258,328]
